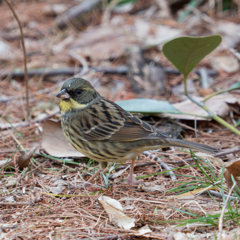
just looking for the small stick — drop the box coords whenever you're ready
[208,190,238,201]
[4,0,29,119]
[181,147,240,162]
[218,182,236,240]
[0,224,18,229]
[0,202,33,206]
[144,151,177,181]
[88,169,102,183]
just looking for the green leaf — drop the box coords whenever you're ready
[228,82,240,91]
[116,98,181,114]
[235,118,240,127]
[116,0,139,5]
[162,35,222,80]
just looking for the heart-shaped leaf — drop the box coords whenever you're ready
[162,35,222,80]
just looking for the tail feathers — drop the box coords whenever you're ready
[166,138,218,153]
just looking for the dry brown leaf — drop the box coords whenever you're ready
[173,232,189,240]
[0,146,36,170]
[47,186,66,195]
[161,94,238,120]
[196,153,223,168]
[210,56,239,73]
[133,225,152,236]
[167,186,217,200]
[198,88,214,97]
[224,160,240,192]
[109,165,130,179]
[98,196,135,230]
[0,39,17,61]
[41,120,85,158]
[138,182,164,192]
[4,176,17,188]
[5,196,16,203]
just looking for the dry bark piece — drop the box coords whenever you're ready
[224,160,240,192]
[41,120,85,158]
[0,146,36,170]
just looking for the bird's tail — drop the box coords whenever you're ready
[166,138,218,153]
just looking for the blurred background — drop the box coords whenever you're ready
[1,1,240,238]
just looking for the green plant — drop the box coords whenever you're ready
[162,35,240,136]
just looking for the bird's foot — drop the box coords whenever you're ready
[123,175,141,185]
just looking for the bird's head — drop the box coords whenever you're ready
[56,78,100,113]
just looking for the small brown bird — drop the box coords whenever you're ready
[56,78,218,184]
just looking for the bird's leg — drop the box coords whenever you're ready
[88,162,108,183]
[125,157,141,185]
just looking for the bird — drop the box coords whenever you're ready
[56,78,218,184]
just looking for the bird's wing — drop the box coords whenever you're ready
[73,98,168,142]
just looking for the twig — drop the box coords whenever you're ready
[0,66,218,79]
[4,0,29,120]
[230,48,240,61]
[102,0,122,25]
[208,190,238,201]
[0,202,33,206]
[88,169,102,183]
[78,236,118,240]
[199,67,209,89]
[0,109,59,130]
[69,51,89,77]
[144,151,177,181]
[218,182,236,240]
[0,224,18,229]
[181,147,240,162]
[0,66,129,79]
[113,162,156,171]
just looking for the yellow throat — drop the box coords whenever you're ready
[59,98,86,113]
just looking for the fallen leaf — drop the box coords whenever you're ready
[224,160,240,192]
[173,232,189,240]
[0,146,36,170]
[212,21,240,50]
[5,196,16,203]
[41,120,85,158]
[161,94,238,120]
[0,39,17,61]
[42,4,68,16]
[196,153,223,167]
[5,176,17,188]
[134,225,152,235]
[138,182,164,192]
[47,186,65,195]
[98,196,135,230]
[167,186,217,200]
[133,18,182,47]
[210,56,239,73]
[109,165,130,179]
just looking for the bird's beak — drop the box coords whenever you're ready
[56,89,70,99]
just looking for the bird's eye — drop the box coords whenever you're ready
[75,89,82,95]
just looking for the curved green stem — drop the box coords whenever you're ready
[184,76,240,136]
[203,89,229,102]
[212,114,240,136]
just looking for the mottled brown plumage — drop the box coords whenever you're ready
[57,78,218,184]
